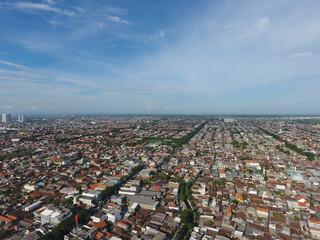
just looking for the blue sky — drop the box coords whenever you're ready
[0,0,320,114]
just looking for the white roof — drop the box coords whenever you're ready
[51,212,60,218]
[41,209,54,216]
[130,202,139,209]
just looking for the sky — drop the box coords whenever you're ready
[0,0,320,115]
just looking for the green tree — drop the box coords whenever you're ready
[61,198,73,207]
[206,220,213,226]
[232,199,238,205]
[0,229,8,240]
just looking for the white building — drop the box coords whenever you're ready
[82,189,101,198]
[256,207,269,218]
[287,199,300,211]
[139,168,153,179]
[2,113,11,123]
[246,160,260,168]
[24,184,39,192]
[127,195,159,210]
[35,204,72,225]
[18,114,24,122]
[224,118,235,123]
[107,206,122,223]
[275,184,286,191]
[119,180,141,195]
[219,169,226,179]
[191,183,206,198]
[129,202,140,213]
[292,173,303,181]
[91,212,108,223]
[59,187,79,196]
[79,190,101,206]
[309,218,320,238]
[23,201,42,212]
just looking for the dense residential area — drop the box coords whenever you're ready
[1,116,320,240]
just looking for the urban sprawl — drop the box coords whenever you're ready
[1,115,320,240]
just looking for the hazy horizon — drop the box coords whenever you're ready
[2,112,320,117]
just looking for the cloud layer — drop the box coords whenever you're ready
[0,0,320,114]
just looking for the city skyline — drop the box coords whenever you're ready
[1,0,320,114]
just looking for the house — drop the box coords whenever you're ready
[139,168,153,179]
[91,212,107,223]
[256,207,268,218]
[246,160,260,168]
[297,196,309,210]
[127,194,159,210]
[107,206,122,223]
[119,180,141,195]
[219,169,226,179]
[23,201,42,212]
[79,190,102,206]
[309,218,320,238]
[236,193,243,203]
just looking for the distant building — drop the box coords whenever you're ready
[23,183,39,192]
[219,169,226,178]
[309,218,320,238]
[2,113,11,123]
[224,118,235,123]
[18,114,24,122]
[246,160,260,168]
[292,173,303,181]
[288,164,296,172]
[256,207,269,218]
[236,193,244,203]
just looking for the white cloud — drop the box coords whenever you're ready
[44,0,54,5]
[146,104,153,109]
[93,21,105,29]
[153,30,166,39]
[0,59,48,84]
[106,7,127,16]
[3,105,12,109]
[29,106,38,110]
[272,16,320,49]
[74,7,85,13]
[3,2,76,17]
[241,17,269,40]
[108,16,130,25]
[289,52,313,59]
[256,17,269,31]
[0,60,29,70]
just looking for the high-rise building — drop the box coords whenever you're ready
[18,114,24,122]
[1,113,5,123]
[2,113,11,123]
